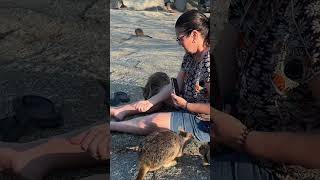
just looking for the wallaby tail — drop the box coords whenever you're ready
[136,165,150,180]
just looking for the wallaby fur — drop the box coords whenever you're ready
[136,130,193,180]
[199,143,210,166]
[143,72,170,100]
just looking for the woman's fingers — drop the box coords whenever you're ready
[88,133,105,159]
[133,102,139,110]
[81,129,99,151]
[97,137,108,160]
[171,93,177,105]
[133,101,142,110]
[69,131,89,145]
[134,101,148,112]
[172,93,182,103]
[137,103,144,112]
[69,124,109,160]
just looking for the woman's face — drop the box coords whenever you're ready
[175,27,197,54]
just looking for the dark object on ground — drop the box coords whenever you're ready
[143,72,170,100]
[136,130,193,180]
[0,95,63,142]
[22,95,63,128]
[110,91,130,106]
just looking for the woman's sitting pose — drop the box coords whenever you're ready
[110,10,211,142]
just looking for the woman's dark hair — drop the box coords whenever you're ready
[175,10,210,46]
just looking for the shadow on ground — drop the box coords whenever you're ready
[0,70,107,179]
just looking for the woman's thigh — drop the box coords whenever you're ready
[170,112,210,142]
[148,112,172,130]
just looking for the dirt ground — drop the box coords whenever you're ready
[0,0,108,179]
[0,0,219,179]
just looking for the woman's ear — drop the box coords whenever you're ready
[192,30,198,43]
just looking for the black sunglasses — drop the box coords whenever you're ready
[176,29,194,42]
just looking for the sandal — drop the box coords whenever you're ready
[22,95,63,128]
[110,91,130,106]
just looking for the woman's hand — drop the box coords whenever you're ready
[133,100,154,112]
[211,107,247,151]
[171,93,187,109]
[70,124,110,160]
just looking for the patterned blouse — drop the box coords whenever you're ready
[181,50,210,104]
[229,0,320,179]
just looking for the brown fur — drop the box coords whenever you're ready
[136,130,193,180]
[199,143,210,166]
[143,72,170,100]
[135,28,144,36]
[134,28,153,39]
[136,164,150,180]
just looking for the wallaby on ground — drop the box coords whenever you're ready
[134,28,152,38]
[134,130,193,180]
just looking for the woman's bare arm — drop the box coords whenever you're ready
[244,74,320,168]
[186,103,210,114]
[186,82,210,114]
[245,131,320,168]
[148,70,185,105]
[148,84,172,105]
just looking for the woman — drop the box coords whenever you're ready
[211,0,320,179]
[110,10,211,142]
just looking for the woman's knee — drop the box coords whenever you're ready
[135,114,156,129]
[144,113,170,129]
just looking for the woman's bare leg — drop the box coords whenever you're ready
[0,124,108,180]
[110,98,174,121]
[110,103,141,121]
[110,112,171,135]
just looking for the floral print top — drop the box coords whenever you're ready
[181,50,210,104]
[229,0,320,179]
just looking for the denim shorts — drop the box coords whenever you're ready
[170,111,210,142]
[211,150,279,180]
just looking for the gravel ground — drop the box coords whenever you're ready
[0,0,108,179]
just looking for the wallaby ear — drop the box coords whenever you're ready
[186,133,193,140]
[178,128,187,136]
[178,130,186,137]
